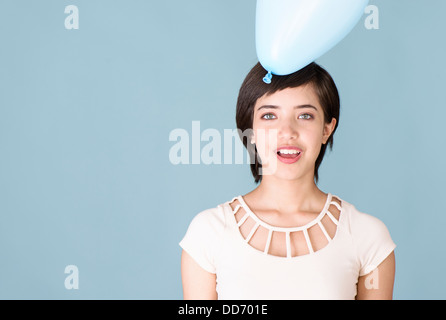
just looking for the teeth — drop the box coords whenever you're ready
[278,149,300,155]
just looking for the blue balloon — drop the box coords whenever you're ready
[256,0,370,82]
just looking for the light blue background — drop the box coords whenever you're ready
[0,0,444,299]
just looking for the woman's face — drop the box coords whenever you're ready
[251,84,336,181]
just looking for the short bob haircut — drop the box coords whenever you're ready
[236,62,340,184]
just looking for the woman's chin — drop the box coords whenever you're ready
[260,168,309,182]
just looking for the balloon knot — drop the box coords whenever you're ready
[263,71,272,84]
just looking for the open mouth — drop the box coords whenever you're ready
[276,148,302,164]
[277,149,301,158]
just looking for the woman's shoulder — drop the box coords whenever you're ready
[179,199,235,274]
[337,196,396,275]
[185,196,237,230]
[338,197,391,234]
[187,205,225,230]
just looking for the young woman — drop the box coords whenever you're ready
[179,62,396,300]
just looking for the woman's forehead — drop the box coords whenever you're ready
[255,85,321,110]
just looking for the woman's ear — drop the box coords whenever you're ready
[322,118,337,145]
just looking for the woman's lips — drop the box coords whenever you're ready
[276,146,303,164]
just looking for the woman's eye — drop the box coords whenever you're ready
[299,113,313,120]
[262,113,276,120]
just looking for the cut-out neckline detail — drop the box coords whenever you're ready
[237,193,332,232]
[228,193,342,258]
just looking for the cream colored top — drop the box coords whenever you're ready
[179,193,396,300]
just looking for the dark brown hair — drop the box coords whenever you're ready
[236,62,340,184]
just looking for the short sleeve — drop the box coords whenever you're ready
[349,206,396,276]
[179,205,226,274]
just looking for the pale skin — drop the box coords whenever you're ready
[181,84,395,300]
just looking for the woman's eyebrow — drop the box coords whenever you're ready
[257,104,318,111]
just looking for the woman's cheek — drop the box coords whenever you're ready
[255,130,279,170]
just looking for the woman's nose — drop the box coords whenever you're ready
[278,120,298,140]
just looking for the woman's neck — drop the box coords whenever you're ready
[245,174,327,215]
